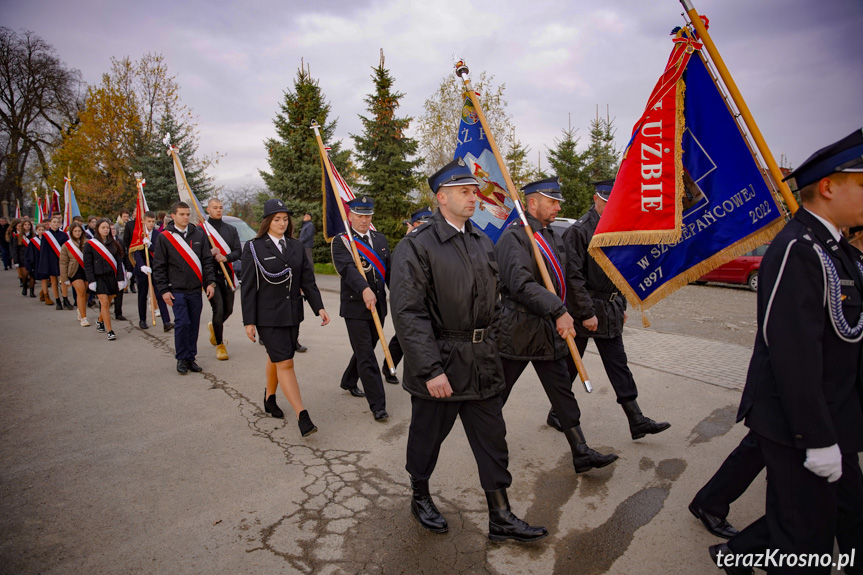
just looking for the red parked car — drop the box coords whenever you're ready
[696,243,769,292]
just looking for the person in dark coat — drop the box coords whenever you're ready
[131,211,173,332]
[241,198,330,437]
[152,201,216,374]
[203,198,241,360]
[560,180,670,440]
[390,157,547,543]
[496,177,618,474]
[14,220,36,297]
[36,214,69,310]
[712,130,863,574]
[24,222,43,299]
[331,196,391,421]
[0,216,10,270]
[83,218,126,340]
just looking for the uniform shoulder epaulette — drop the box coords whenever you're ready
[575,214,590,226]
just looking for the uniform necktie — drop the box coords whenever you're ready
[361,234,369,245]
[279,238,286,254]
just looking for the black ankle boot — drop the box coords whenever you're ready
[547,409,563,432]
[409,477,448,533]
[29,286,36,298]
[22,284,27,296]
[297,410,317,437]
[55,299,63,310]
[485,489,548,543]
[264,391,284,419]
[621,400,671,439]
[63,297,74,310]
[564,425,619,473]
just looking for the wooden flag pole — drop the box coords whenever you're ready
[680,0,798,214]
[455,61,592,393]
[166,145,235,289]
[310,121,397,378]
[135,176,158,326]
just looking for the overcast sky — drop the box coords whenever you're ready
[4,0,863,192]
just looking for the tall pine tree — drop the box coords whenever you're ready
[583,107,619,183]
[547,118,591,218]
[352,50,422,243]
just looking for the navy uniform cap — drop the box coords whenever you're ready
[410,207,433,224]
[592,179,615,201]
[785,128,863,190]
[263,198,293,217]
[347,196,374,215]
[522,176,564,202]
[428,157,480,192]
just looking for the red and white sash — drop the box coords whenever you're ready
[89,239,118,273]
[163,231,203,283]
[66,240,85,268]
[203,221,237,285]
[32,236,41,250]
[21,234,30,247]
[43,230,65,257]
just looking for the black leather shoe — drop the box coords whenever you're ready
[709,543,753,575]
[163,322,174,332]
[622,400,671,439]
[382,362,399,384]
[264,391,284,419]
[115,314,127,321]
[55,300,63,310]
[296,342,307,353]
[177,360,189,374]
[341,385,365,398]
[63,298,75,310]
[298,410,317,437]
[410,477,448,533]
[547,409,563,432]
[564,425,619,473]
[374,409,389,421]
[486,489,548,543]
[689,501,739,539]
[187,360,203,373]
[139,320,149,330]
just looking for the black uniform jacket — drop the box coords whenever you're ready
[133,228,163,275]
[738,208,863,453]
[390,210,505,401]
[563,206,627,338]
[331,228,390,320]
[240,235,324,328]
[206,217,242,281]
[495,213,569,361]
[152,222,216,294]
[83,238,124,283]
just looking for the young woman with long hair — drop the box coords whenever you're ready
[83,218,125,340]
[26,223,46,301]
[240,199,329,437]
[16,220,36,297]
[60,222,91,326]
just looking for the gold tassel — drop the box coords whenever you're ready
[641,311,651,328]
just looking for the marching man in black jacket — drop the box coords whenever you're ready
[152,201,216,375]
[496,177,618,474]
[713,130,863,574]
[390,157,547,543]
[331,196,391,421]
[203,197,241,361]
[560,180,670,440]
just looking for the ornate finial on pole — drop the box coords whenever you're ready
[454,60,469,79]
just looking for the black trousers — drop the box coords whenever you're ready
[114,288,124,317]
[693,430,764,519]
[386,334,403,368]
[208,277,234,344]
[566,334,638,404]
[341,317,386,412]
[501,357,581,430]
[406,394,512,491]
[729,433,863,573]
[136,272,171,324]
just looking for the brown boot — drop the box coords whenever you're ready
[44,293,53,305]
[216,343,229,361]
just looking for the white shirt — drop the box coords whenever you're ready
[268,233,286,252]
[443,218,466,234]
[808,210,841,242]
[174,225,188,235]
[352,228,373,248]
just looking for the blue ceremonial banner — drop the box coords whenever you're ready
[589,37,785,313]
[453,96,519,243]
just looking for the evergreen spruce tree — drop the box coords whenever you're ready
[505,132,536,191]
[583,110,620,183]
[547,120,591,218]
[351,51,422,245]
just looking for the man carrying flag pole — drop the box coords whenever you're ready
[203,197,241,361]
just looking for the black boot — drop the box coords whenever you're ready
[298,410,317,437]
[55,299,63,310]
[264,390,284,419]
[622,400,671,440]
[29,286,36,298]
[409,477,448,533]
[564,425,619,473]
[22,284,27,296]
[546,409,563,432]
[485,489,548,543]
[63,297,74,310]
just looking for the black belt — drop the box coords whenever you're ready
[588,289,620,302]
[438,328,489,343]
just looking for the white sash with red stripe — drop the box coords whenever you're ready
[21,234,31,247]
[203,221,237,286]
[66,240,85,268]
[163,231,203,283]
[43,230,65,257]
[90,239,118,273]
[32,236,41,250]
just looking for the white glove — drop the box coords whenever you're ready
[143,237,150,246]
[13,263,18,268]
[88,282,97,292]
[118,280,127,290]
[64,280,70,286]
[125,271,133,281]
[141,265,152,274]
[804,444,842,483]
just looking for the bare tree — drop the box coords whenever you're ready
[0,28,83,209]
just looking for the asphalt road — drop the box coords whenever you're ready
[0,270,808,574]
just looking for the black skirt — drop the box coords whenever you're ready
[257,325,299,363]
[95,272,119,296]
[71,268,87,283]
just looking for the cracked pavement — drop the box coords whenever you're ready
[1,272,775,574]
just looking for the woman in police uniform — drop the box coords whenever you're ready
[240,198,330,437]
